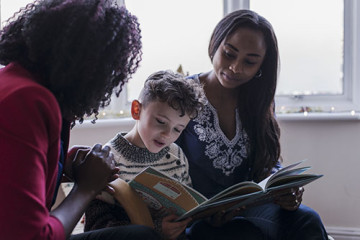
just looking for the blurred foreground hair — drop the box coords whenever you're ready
[0,0,142,123]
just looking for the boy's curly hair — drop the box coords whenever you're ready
[139,70,206,119]
[0,0,142,122]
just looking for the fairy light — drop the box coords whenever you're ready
[303,111,308,116]
[330,107,335,112]
[350,110,356,116]
[119,110,124,115]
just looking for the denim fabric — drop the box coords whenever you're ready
[187,217,264,240]
[186,203,328,240]
[69,225,159,240]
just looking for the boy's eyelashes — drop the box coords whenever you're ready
[156,118,183,133]
[156,118,165,124]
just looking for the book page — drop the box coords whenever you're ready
[258,159,308,189]
[207,182,263,204]
[266,167,311,189]
[266,174,323,190]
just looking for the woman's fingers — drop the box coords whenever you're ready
[274,187,305,211]
[72,144,119,193]
[101,145,111,157]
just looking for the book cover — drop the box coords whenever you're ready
[128,160,323,221]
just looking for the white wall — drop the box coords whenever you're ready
[70,117,360,239]
[278,119,360,239]
[70,118,135,146]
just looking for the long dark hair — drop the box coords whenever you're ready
[208,9,281,182]
[0,0,142,123]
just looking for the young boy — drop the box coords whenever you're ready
[84,70,206,240]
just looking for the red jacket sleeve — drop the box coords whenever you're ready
[0,79,65,239]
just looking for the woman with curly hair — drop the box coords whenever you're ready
[0,0,158,239]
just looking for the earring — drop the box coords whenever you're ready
[255,69,262,78]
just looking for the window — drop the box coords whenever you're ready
[112,0,223,118]
[124,0,223,105]
[0,0,222,119]
[2,0,358,119]
[126,0,360,116]
[232,0,360,114]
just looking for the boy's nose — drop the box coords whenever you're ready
[161,128,171,138]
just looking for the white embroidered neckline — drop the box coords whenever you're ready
[191,80,249,176]
[206,101,241,147]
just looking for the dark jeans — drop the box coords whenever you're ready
[187,217,265,240]
[69,225,159,240]
[187,203,328,240]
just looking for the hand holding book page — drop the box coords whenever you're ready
[128,160,323,222]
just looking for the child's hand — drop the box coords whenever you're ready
[162,214,192,240]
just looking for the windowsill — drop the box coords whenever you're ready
[72,112,360,130]
[72,118,135,129]
[276,112,360,121]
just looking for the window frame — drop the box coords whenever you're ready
[2,0,358,119]
[225,0,360,113]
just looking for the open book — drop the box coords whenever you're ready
[128,160,323,221]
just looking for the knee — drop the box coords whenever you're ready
[297,205,324,227]
[187,218,264,240]
[186,220,212,239]
[291,205,328,239]
[224,218,264,240]
[130,225,159,240]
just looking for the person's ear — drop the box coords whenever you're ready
[131,100,141,120]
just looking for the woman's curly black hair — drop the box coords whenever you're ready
[0,0,142,123]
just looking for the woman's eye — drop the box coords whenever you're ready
[245,60,257,65]
[224,51,235,59]
[156,118,165,124]
[174,128,181,133]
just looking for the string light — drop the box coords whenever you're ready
[276,106,360,115]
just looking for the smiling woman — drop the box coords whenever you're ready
[174,9,330,240]
[211,28,267,89]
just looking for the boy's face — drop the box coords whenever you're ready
[136,100,190,153]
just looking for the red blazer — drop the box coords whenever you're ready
[0,63,65,239]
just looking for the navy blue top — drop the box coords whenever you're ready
[176,74,252,199]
